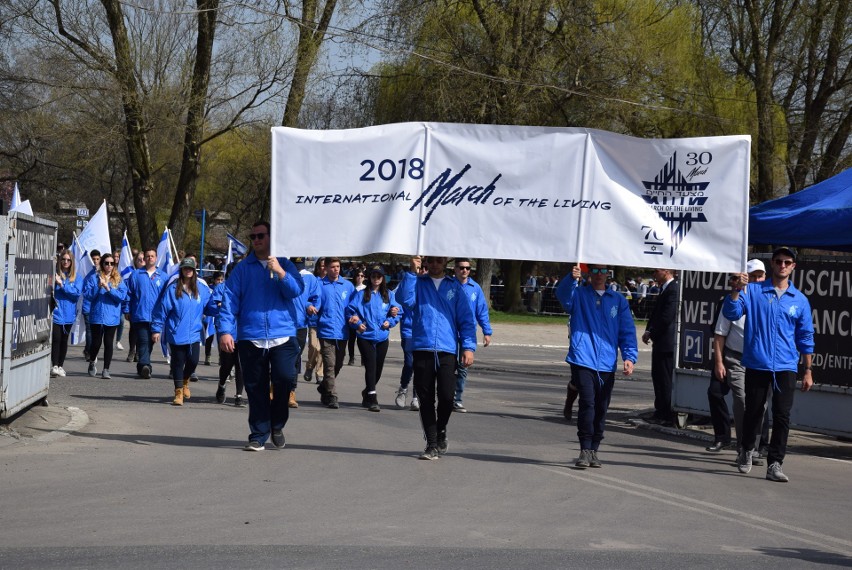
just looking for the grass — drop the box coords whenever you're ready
[489,310,648,328]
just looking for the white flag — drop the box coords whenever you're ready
[9,183,34,216]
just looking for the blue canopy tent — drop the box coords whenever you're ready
[749,168,852,252]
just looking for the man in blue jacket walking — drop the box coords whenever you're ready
[127,249,167,379]
[556,264,637,469]
[310,257,354,409]
[397,256,477,460]
[218,222,305,451]
[723,247,814,482]
[451,258,492,413]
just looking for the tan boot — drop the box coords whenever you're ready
[288,390,299,408]
[182,379,191,400]
[172,388,184,406]
[270,385,274,400]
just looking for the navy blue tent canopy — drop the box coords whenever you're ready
[749,167,852,253]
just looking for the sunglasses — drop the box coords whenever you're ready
[773,259,794,266]
[102,261,116,266]
[249,233,267,240]
[456,266,472,271]
[61,258,71,262]
[370,274,383,278]
[589,268,609,274]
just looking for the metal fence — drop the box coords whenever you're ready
[489,284,659,318]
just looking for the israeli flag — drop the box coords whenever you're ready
[156,227,179,278]
[226,233,248,257]
[69,235,94,345]
[118,231,134,281]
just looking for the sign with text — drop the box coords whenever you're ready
[12,218,55,357]
[678,259,852,387]
[271,123,751,272]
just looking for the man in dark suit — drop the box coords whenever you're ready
[642,268,679,425]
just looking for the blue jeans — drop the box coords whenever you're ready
[454,341,468,403]
[169,343,200,388]
[135,322,153,374]
[399,336,414,389]
[238,338,299,445]
[571,365,615,451]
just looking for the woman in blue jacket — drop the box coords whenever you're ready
[345,266,401,411]
[51,250,81,378]
[152,258,217,406]
[84,253,129,379]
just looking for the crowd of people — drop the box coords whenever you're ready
[51,230,815,480]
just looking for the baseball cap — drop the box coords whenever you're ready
[179,258,197,270]
[746,259,766,274]
[771,247,797,262]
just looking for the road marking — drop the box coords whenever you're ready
[36,406,90,443]
[534,465,852,556]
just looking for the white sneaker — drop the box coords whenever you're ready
[57,366,67,377]
[50,365,59,377]
[410,396,420,411]
[116,341,124,350]
[395,388,407,409]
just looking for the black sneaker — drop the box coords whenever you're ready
[271,430,285,449]
[368,395,381,413]
[189,373,199,382]
[204,359,211,366]
[215,384,226,404]
[419,446,439,460]
[234,395,246,407]
[327,396,339,409]
[140,365,151,379]
[361,389,369,408]
[348,357,356,366]
[706,441,730,453]
[87,362,97,377]
[244,440,264,452]
[437,430,448,456]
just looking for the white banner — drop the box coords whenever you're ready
[271,123,751,272]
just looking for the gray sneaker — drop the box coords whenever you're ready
[588,450,602,468]
[766,462,789,482]
[737,449,753,474]
[395,388,407,409]
[410,397,420,411]
[244,440,264,452]
[453,401,467,413]
[271,430,285,450]
[87,362,97,377]
[750,450,766,467]
[574,450,590,469]
[101,369,111,379]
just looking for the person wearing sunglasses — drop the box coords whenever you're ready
[345,266,401,412]
[217,221,305,451]
[346,270,367,366]
[556,264,637,469]
[51,250,81,378]
[81,249,101,365]
[450,258,493,413]
[642,267,680,427]
[396,256,477,460]
[723,247,814,483]
[83,253,129,379]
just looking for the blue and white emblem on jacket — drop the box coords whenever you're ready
[610,306,618,319]
[447,289,455,301]
[788,305,798,317]
[342,291,348,299]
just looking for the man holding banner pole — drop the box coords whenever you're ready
[397,256,477,460]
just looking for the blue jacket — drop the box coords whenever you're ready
[84,275,129,326]
[53,272,82,325]
[210,281,238,341]
[127,267,168,323]
[151,280,218,345]
[555,277,638,372]
[453,277,493,336]
[216,252,304,341]
[396,271,477,354]
[295,271,321,329]
[392,285,413,339]
[722,280,814,372]
[316,276,356,340]
[345,288,402,342]
[81,269,99,315]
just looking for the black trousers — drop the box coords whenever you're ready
[90,324,117,369]
[413,351,456,446]
[651,349,674,420]
[742,370,797,465]
[358,338,389,393]
[51,323,72,367]
[218,346,244,396]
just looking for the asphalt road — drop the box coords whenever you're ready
[1,334,851,569]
